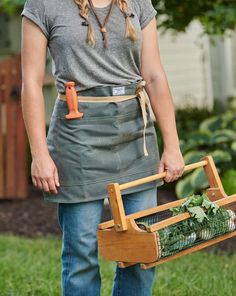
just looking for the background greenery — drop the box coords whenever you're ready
[154,96,236,198]
[1,0,236,35]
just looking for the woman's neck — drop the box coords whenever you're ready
[91,0,113,9]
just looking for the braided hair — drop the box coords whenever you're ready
[74,0,138,48]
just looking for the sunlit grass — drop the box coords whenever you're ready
[0,234,235,296]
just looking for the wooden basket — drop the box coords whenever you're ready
[97,155,236,269]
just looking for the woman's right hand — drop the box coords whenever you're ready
[31,154,60,194]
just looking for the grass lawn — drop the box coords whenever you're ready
[0,234,235,296]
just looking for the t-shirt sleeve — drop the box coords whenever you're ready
[20,0,49,39]
[139,0,157,30]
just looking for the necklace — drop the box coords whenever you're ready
[87,0,116,48]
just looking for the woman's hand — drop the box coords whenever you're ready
[31,154,60,194]
[158,147,185,183]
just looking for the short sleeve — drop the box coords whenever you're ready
[139,0,157,29]
[20,0,49,39]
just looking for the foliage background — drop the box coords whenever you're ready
[1,0,236,35]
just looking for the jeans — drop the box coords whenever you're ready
[57,187,158,296]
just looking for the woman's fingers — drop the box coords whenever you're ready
[47,177,58,194]
[32,176,37,187]
[159,161,173,182]
[171,167,184,181]
[36,178,44,190]
[164,168,172,182]
[158,148,185,183]
[41,179,50,192]
[166,167,184,182]
[54,167,60,187]
[33,176,58,194]
[31,155,60,194]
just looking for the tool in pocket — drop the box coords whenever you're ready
[64,81,84,120]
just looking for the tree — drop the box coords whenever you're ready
[1,0,236,35]
[0,0,25,15]
[153,0,236,35]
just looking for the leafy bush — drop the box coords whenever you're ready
[154,96,236,198]
[0,0,25,15]
[222,170,236,196]
[176,97,236,198]
[153,0,236,35]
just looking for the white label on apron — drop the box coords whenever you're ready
[112,86,125,96]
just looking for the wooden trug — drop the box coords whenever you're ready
[97,155,236,269]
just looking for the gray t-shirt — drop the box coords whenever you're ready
[21,0,157,93]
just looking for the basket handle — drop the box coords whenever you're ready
[120,159,207,191]
[106,154,225,232]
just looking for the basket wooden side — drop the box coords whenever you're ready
[97,219,161,263]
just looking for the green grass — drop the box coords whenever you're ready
[0,234,235,296]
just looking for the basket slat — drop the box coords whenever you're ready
[147,194,236,233]
[140,231,236,269]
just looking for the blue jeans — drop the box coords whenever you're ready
[57,187,158,296]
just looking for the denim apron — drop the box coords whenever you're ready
[43,80,164,203]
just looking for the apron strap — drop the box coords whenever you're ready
[135,80,150,157]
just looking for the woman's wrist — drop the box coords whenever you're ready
[163,137,181,152]
[163,145,181,154]
[31,147,49,159]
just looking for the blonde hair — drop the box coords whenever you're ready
[74,0,138,47]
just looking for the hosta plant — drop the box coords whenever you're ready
[175,97,236,199]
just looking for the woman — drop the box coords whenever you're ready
[21,0,185,295]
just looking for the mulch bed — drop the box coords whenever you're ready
[0,185,235,254]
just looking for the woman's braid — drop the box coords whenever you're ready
[74,0,138,48]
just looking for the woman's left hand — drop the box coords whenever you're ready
[158,147,185,183]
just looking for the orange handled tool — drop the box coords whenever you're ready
[64,81,84,119]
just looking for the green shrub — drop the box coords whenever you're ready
[154,96,236,198]
[222,170,236,196]
[176,106,236,198]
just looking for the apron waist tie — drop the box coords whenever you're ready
[135,80,150,157]
[58,79,150,157]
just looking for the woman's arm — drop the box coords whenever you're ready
[140,17,185,183]
[21,17,60,194]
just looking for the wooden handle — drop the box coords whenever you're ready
[106,159,207,231]
[65,81,84,119]
[105,155,226,232]
[119,159,208,191]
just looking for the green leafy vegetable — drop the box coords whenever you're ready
[186,206,208,223]
[170,192,220,222]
